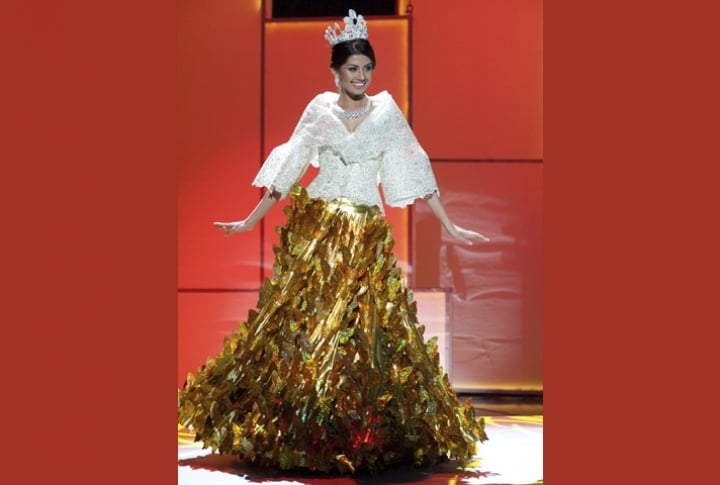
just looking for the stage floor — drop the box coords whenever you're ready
[178,413,543,485]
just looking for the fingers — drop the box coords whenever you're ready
[213,222,236,236]
[470,230,489,242]
[463,232,490,245]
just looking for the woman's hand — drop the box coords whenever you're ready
[447,224,490,245]
[213,189,280,237]
[213,220,256,237]
[422,193,489,246]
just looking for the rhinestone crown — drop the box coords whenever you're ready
[324,9,368,46]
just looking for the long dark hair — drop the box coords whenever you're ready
[330,39,376,70]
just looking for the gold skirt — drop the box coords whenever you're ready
[178,185,487,473]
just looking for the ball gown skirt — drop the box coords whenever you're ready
[178,185,487,473]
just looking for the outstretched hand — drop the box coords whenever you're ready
[448,224,490,245]
[214,220,256,237]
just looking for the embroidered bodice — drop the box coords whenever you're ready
[252,90,438,214]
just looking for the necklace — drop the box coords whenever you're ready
[332,96,371,120]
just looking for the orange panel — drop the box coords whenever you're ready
[178,2,263,289]
[413,161,543,391]
[412,0,543,159]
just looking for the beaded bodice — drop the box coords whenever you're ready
[252,91,438,214]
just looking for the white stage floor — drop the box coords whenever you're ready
[178,415,543,485]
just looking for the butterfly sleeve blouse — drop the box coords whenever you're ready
[252,90,439,214]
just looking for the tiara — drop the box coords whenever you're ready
[324,9,368,46]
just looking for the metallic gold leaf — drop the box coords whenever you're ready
[177,186,487,474]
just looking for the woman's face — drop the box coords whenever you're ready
[335,54,374,97]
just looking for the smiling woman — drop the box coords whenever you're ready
[178,9,489,474]
[259,14,413,280]
[330,42,376,131]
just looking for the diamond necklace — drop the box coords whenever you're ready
[332,96,371,120]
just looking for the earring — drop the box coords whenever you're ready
[334,75,341,91]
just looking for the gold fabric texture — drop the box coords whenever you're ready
[178,185,487,473]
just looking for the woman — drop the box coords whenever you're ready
[179,9,489,474]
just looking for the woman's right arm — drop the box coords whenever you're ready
[216,95,324,237]
[213,188,281,236]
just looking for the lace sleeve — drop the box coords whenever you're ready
[379,94,439,207]
[252,95,323,198]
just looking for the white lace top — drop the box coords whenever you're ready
[252,90,438,214]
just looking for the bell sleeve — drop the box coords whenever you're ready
[252,95,323,198]
[378,94,439,207]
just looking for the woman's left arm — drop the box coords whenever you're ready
[423,192,490,245]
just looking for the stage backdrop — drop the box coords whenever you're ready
[178,0,543,394]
